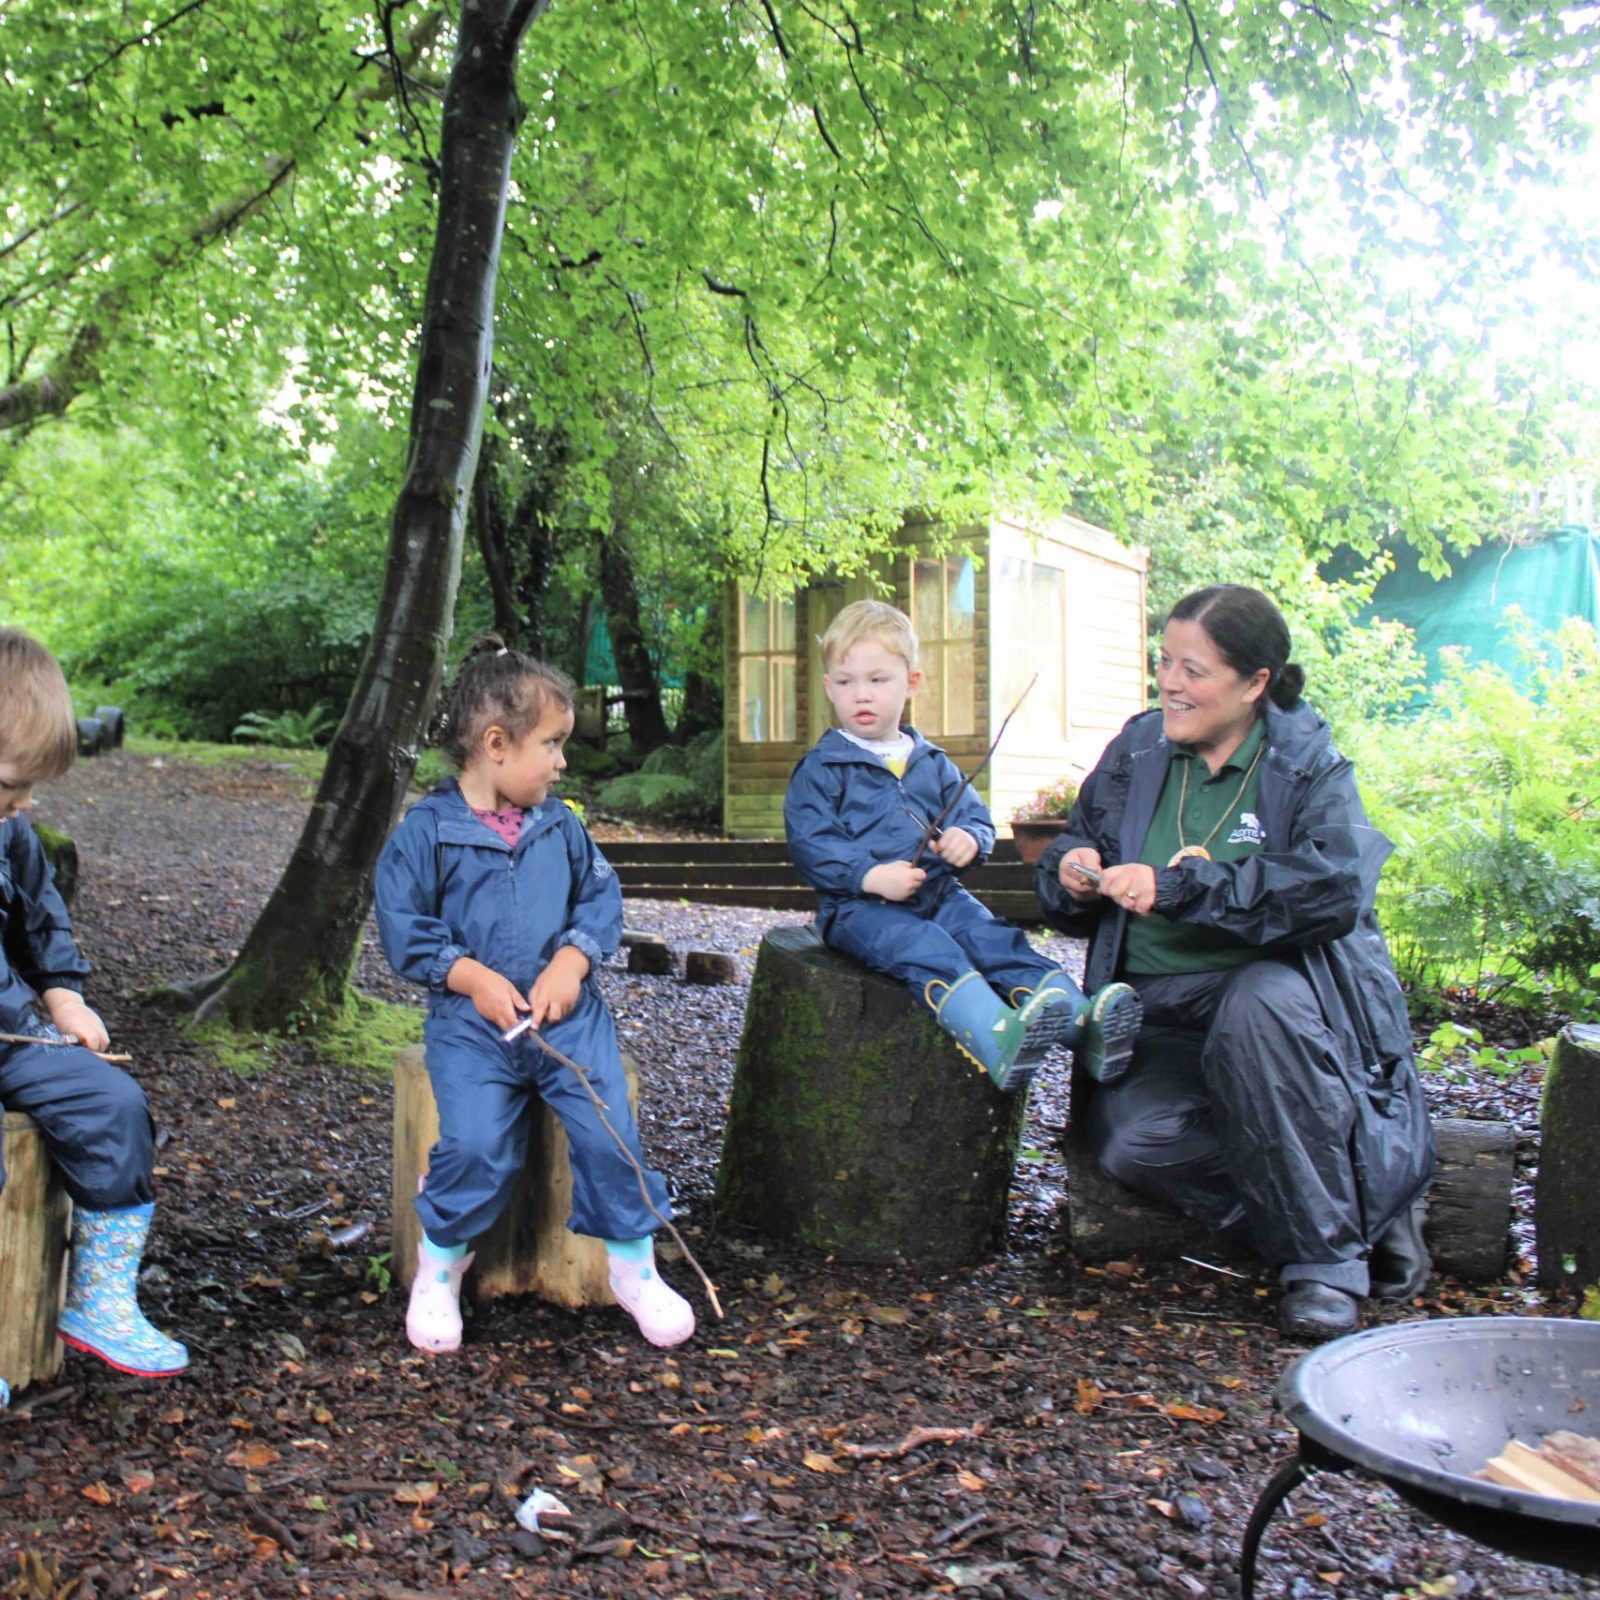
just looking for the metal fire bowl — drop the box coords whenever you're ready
[1281,1317,1600,1575]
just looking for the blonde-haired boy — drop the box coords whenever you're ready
[785,600,1141,1091]
[0,630,187,1408]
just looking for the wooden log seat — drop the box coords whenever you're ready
[1066,1109,1514,1283]
[0,1111,71,1395]
[1536,1022,1600,1291]
[391,1045,644,1308]
[715,925,1028,1268]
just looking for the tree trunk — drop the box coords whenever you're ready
[598,528,671,753]
[469,420,567,654]
[470,430,525,649]
[716,926,1028,1267]
[0,1112,71,1395]
[1536,1022,1600,1290]
[180,0,549,1029]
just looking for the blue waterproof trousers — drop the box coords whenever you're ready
[417,989,670,1248]
[823,879,1079,1009]
[0,1041,153,1209]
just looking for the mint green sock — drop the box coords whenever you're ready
[422,1231,467,1262]
[604,1237,651,1263]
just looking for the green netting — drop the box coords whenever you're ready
[1354,527,1598,691]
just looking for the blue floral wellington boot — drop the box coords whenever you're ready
[0,1377,9,1408]
[57,1204,188,1377]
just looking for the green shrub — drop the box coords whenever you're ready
[596,771,713,823]
[562,740,623,780]
[233,702,340,749]
[639,744,690,778]
[1351,615,1600,1008]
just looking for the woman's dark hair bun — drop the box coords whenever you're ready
[1270,661,1306,709]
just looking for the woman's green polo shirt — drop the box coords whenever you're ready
[1123,717,1268,976]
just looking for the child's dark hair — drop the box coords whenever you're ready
[434,635,575,768]
[1167,585,1306,711]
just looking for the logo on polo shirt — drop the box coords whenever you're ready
[1227,811,1265,846]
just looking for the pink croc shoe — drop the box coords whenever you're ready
[406,1243,474,1353]
[609,1250,695,1348]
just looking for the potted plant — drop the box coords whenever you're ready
[1010,775,1081,865]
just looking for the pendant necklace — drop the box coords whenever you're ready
[1167,741,1265,868]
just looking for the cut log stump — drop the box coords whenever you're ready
[1536,1022,1600,1290]
[391,1045,642,1308]
[627,940,675,976]
[715,925,1028,1268]
[684,950,738,985]
[1066,1113,1512,1282]
[0,1112,70,1395]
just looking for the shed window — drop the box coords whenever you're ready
[994,555,1066,739]
[910,556,976,736]
[738,591,797,742]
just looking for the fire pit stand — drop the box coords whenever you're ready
[1241,1318,1600,1598]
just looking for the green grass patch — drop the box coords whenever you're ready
[188,989,422,1079]
[126,734,330,781]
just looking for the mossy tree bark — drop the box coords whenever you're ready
[172,0,551,1029]
[716,926,1028,1268]
[1536,1023,1600,1291]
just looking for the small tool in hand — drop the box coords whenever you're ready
[1065,859,1103,888]
[501,1015,534,1043]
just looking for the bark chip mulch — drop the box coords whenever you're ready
[2,749,1592,1600]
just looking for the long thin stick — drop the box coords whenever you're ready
[505,1019,724,1320]
[0,1031,133,1064]
[912,672,1038,865]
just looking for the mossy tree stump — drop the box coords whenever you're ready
[1066,1105,1513,1282]
[715,925,1028,1267]
[1536,1023,1600,1291]
[391,1045,643,1308]
[0,1112,70,1394]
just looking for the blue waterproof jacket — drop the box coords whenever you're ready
[0,814,91,1037]
[785,727,994,918]
[375,780,621,1010]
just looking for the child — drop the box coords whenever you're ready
[375,638,694,1354]
[784,600,1142,1092]
[0,630,187,1407]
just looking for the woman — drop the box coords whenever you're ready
[1037,585,1433,1340]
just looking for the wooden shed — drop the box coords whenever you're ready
[723,513,1149,838]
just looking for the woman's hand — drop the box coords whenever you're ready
[448,958,531,1032]
[529,945,590,1027]
[41,988,110,1052]
[863,860,927,901]
[1057,848,1104,902]
[934,827,979,869]
[1099,862,1158,916]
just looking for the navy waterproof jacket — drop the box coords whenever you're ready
[375,780,621,1011]
[785,726,994,920]
[0,814,91,1037]
[1036,699,1434,1235]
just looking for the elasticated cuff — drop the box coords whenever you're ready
[426,942,471,992]
[559,930,604,972]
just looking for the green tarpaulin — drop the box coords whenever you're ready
[1354,527,1599,691]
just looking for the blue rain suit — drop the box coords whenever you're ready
[0,815,153,1209]
[375,781,669,1247]
[785,727,1066,1004]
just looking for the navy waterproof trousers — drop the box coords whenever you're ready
[417,989,670,1248]
[823,878,1076,1008]
[0,1041,153,1209]
[1085,962,1371,1295]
